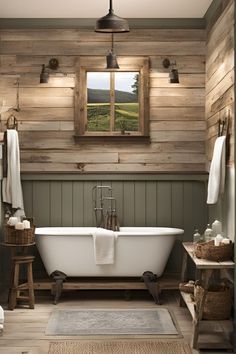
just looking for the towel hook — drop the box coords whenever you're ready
[6,115,18,130]
[218,111,230,137]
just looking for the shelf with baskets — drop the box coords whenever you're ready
[180,242,234,351]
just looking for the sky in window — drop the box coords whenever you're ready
[87,72,138,93]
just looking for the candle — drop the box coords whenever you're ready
[15,222,25,230]
[23,220,31,229]
[214,234,223,246]
[8,217,18,226]
[221,238,230,244]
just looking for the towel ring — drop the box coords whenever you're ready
[6,115,18,130]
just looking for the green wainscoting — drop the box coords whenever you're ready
[20,174,208,279]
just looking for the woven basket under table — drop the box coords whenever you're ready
[194,285,232,320]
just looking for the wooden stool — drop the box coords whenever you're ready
[8,255,35,310]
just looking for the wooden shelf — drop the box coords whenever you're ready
[181,242,234,350]
[180,291,196,321]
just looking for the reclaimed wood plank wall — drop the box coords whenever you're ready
[206,0,234,165]
[0,28,206,173]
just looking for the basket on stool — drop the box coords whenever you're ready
[4,220,35,245]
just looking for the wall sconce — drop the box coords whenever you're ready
[162,58,180,84]
[95,0,129,33]
[106,33,119,69]
[40,58,59,83]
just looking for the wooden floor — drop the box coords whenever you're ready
[0,289,233,354]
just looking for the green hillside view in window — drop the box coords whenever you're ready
[87,72,139,133]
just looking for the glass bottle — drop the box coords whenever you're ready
[204,224,213,242]
[193,229,201,243]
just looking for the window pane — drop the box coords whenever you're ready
[87,72,110,131]
[114,72,139,132]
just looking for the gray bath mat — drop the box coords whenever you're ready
[46,308,180,336]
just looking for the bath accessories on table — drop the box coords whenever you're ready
[92,185,120,231]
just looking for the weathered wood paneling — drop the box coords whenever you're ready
[0,28,206,173]
[21,175,208,277]
[206,1,234,163]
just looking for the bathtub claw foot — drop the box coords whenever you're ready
[50,270,67,305]
[142,271,160,305]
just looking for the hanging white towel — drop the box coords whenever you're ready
[207,135,226,204]
[92,228,117,265]
[2,129,25,216]
[0,306,4,325]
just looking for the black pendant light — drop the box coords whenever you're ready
[106,34,119,69]
[95,0,129,33]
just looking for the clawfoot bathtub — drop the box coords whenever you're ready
[35,227,184,303]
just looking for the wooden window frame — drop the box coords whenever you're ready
[74,56,149,142]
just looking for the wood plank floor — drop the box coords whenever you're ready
[0,290,233,354]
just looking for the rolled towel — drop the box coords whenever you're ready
[92,228,117,265]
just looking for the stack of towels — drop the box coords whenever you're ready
[93,228,117,265]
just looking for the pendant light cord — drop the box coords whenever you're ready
[109,0,113,13]
[111,33,114,52]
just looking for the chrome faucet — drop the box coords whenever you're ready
[92,185,120,231]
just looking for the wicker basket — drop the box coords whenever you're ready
[194,284,232,320]
[194,241,213,258]
[202,242,233,262]
[4,221,35,245]
[179,281,195,294]
[195,240,233,261]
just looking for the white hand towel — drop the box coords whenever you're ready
[207,136,226,204]
[2,130,25,216]
[0,306,4,325]
[93,228,117,265]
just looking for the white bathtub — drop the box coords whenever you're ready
[35,227,184,277]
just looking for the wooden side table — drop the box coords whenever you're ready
[180,242,234,350]
[1,242,35,310]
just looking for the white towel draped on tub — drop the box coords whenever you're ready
[207,135,226,204]
[93,228,117,265]
[2,129,25,217]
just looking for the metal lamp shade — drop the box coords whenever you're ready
[95,12,129,33]
[169,69,179,84]
[106,51,120,69]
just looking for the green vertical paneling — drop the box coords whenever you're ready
[183,182,194,242]
[22,181,33,218]
[192,182,208,234]
[83,181,98,226]
[50,181,62,226]
[171,182,184,230]
[145,181,157,226]
[134,181,146,226]
[61,181,73,226]
[111,181,124,226]
[157,182,172,226]
[72,181,84,226]
[123,181,135,226]
[32,181,50,226]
